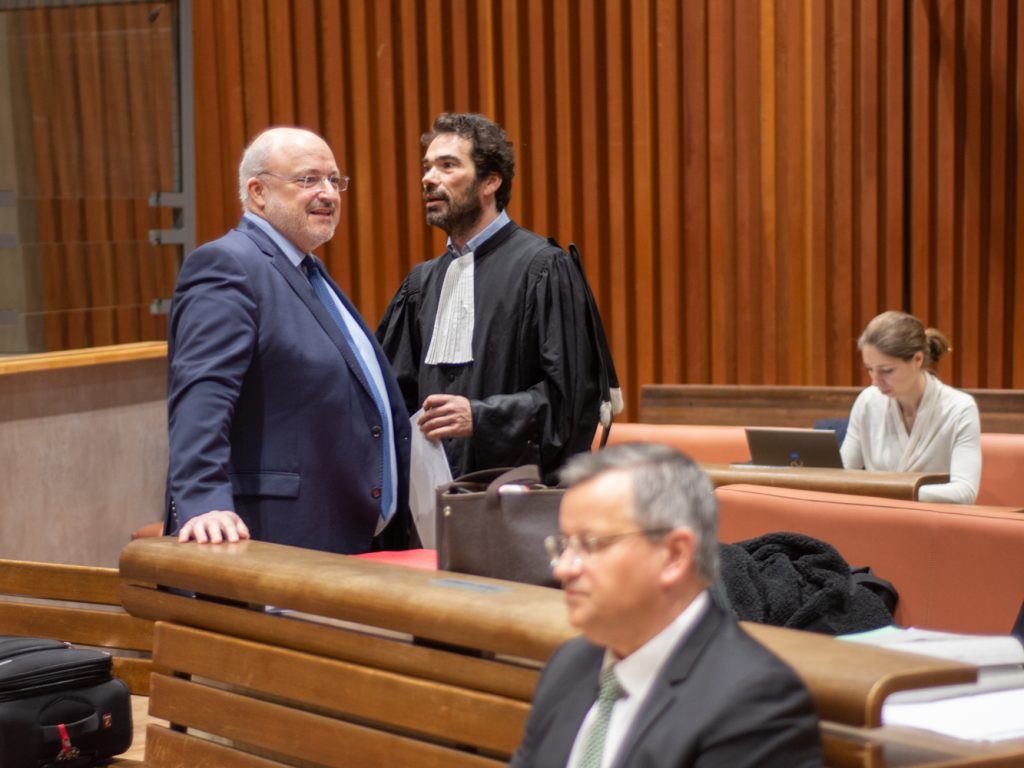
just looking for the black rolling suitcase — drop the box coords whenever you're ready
[0,636,132,767]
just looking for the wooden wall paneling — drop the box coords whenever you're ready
[266,1,296,123]
[21,10,61,350]
[452,0,476,109]
[882,2,906,321]
[907,0,932,344]
[707,0,737,385]
[934,0,958,380]
[551,0,579,253]
[317,0,347,292]
[124,3,153,343]
[856,0,881,329]
[526,0,554,241]
[757,0,778,385]
[341,0,376,310]
[777,0,805,383]
[71,6,107,349]
[984,0,1009,386]
[292,2,320,129]
[830,0,857,380]
[366,0,403,319]
[630,0,657,394]
[654,0,682,383]
[138,4,176,342]
[575,0,603,344]
[733,0,763,385]
[193,1,238,244]
[959,0,983,387]
[175,0,1023,399]
[240,0,270,132]
[806,0,832,382]
[394,1,430,290]
[1011,3,1019,387]
[101,3,137,345]
[603,0,636,412]
[681,1,711,384]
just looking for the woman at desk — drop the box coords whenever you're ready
[841,311,981,504]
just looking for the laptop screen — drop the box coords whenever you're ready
[744,427,844,468]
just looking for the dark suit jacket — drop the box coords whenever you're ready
[511,599,823,768]
[165,217,412,554]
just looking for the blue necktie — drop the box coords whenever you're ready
[302,256,394,523]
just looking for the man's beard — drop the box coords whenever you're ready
[425,181,484,235]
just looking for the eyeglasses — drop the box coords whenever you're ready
[544,528,673,569]
[257,171,350,192]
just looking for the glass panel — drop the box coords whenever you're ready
[0,1,182,353]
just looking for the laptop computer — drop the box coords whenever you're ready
[743,427,844,468]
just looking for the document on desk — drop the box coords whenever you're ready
[840,625,1024,667]
[408,409,452,549]
[841,626,1024,741]
[883,685,1024,741]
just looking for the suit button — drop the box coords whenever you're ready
[371,487,382,499]
[371,426,383,437]
[447,373,457,383]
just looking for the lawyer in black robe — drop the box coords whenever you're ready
[377,219,602,482]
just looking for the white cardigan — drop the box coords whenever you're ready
[840,375,981,504]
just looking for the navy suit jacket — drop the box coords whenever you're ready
[511,599,823,768]
[165,217,412,554]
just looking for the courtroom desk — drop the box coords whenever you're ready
[0,342,168,567]
[701,463,950,501]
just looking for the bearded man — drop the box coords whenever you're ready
[377,113,604,482]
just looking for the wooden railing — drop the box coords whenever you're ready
[117,538,1024,768]
[640,384,1024,434]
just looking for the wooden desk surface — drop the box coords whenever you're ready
[702,463,948,500]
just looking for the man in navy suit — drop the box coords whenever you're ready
[512,444,822,768]
[165,126,411,553]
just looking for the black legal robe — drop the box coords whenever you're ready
[377,221,602,482]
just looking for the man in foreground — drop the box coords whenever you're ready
[511,443,822,767]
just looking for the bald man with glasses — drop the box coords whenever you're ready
[513,443,822,768]
[165,126,412,555]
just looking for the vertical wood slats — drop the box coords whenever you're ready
[10,5,177,352]
[187,0,1024,421]
[11,1,1024,415]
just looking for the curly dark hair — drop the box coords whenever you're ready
[422,112,515,211]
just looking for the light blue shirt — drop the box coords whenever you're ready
[447,209,511,256]
[244,211,398,525]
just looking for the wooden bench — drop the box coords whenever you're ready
[640,384,1024,434]
[119,537,1024,768]
[0,558,154,694]
[0,558,157,764]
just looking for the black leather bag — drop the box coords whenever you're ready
[0,636,132,767]
[437,465,564,587]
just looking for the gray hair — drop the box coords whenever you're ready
[238,133,275,207]
[560,443,720,584]
[237,126,318,207]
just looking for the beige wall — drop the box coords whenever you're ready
[0,356,167,566]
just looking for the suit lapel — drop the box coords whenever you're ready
[238,219,376,399]
[610,602,725,768]
[546,646,605,765]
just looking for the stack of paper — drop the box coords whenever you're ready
[840,626,1024,741]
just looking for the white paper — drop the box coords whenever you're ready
[407,409,452,549]
[840,626,1024,667]
[883,687,1024,741]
